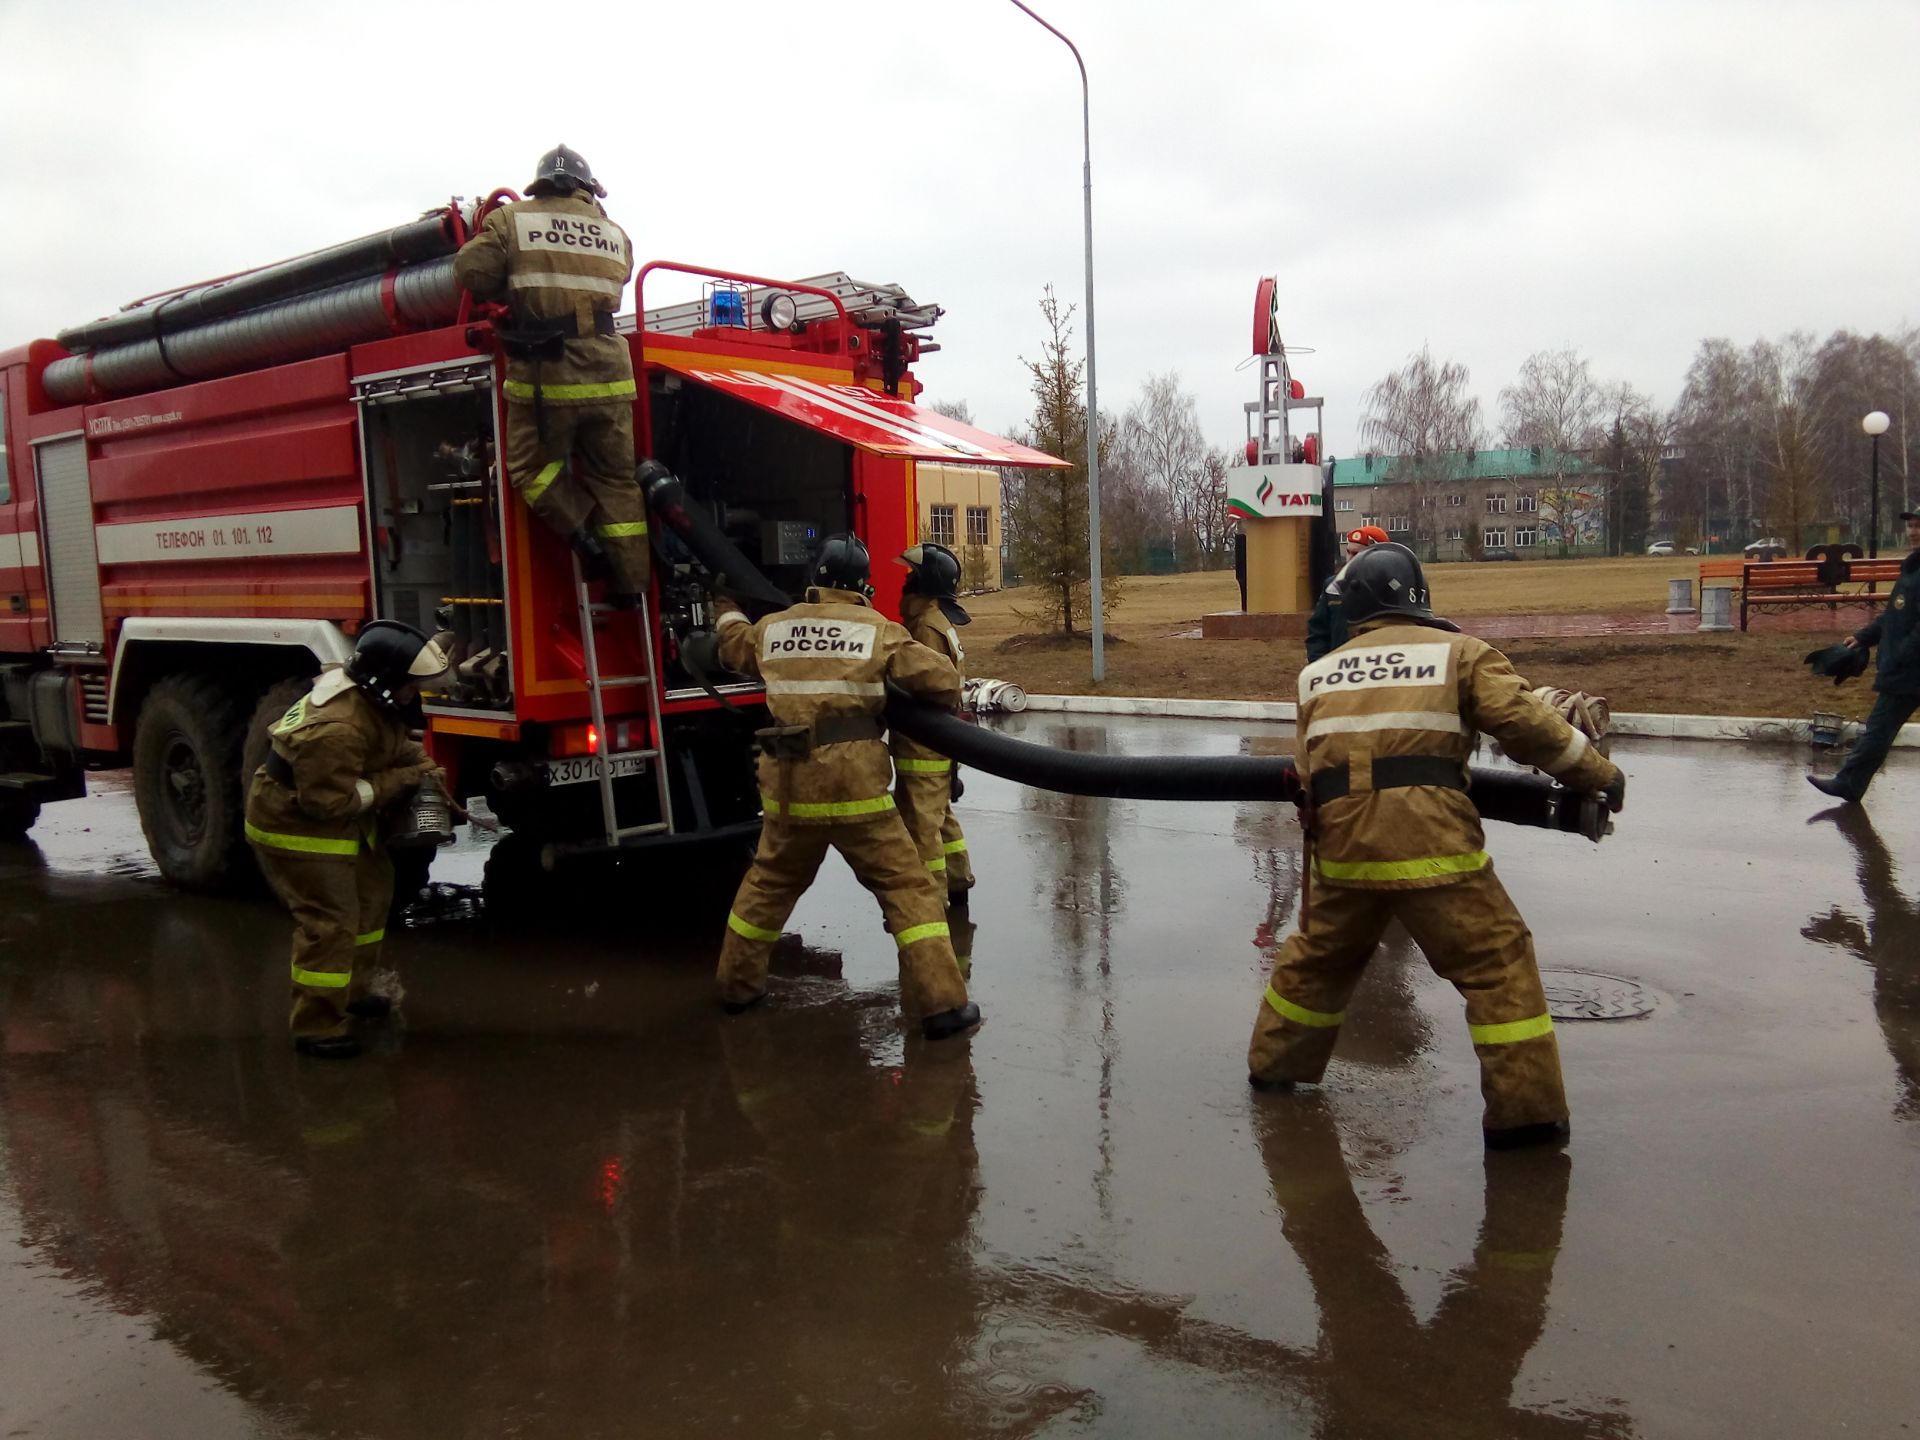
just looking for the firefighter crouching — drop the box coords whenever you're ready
[1248,544,1626,1148]
[246,622,450,1059]
[452,144,650,601]
[892,543,976,912]
[686,534,981,1040]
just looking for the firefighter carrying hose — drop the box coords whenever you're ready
[1247,544,1626,1148]
[684,534,980,1039]
[892,543,976,909]
[453,145,650,600]
[246,622,450,1059]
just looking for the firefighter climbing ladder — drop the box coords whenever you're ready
[570,556,675,849]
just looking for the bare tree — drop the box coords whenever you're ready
[1359,346,1486,560]
[928,398,976,427]
[1675,339,1760,548]
[1749,333,1828,550]
[1499,348,1607,555]
[1123,372,1216,570]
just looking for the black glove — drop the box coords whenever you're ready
[680,629,722,676]
[1804,643,1869,686]
[1602,770,1627,814]
[949,767,965,802]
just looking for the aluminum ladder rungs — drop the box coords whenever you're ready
[570,553,678,852]
[611,821,672,840]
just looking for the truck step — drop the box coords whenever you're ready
[0,771,56,791]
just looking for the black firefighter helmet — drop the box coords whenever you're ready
[1340,543,1461,632]
[527,144,607,199]
[899,542,971,627]
[810,532,873,598]
[348,620,450,717]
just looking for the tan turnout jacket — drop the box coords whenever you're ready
[244,671,435,856]
[715,588,961,822]
[1296,619,1620,890]
[892,596,965,769]
[452,194,635,407]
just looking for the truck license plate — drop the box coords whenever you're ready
[544,754,649,788]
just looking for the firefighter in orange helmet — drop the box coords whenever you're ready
[1248,545,1626,1147]
[688,534,980,1038]
[1305,524,1390,662]
[453,145,650,600]
[892,542,975,911]
[245,621,449,1058]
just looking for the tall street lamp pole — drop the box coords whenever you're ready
[1863,411,1890,558]
[1007,0,1104,682]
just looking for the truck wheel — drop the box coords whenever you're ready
[241,677,311,790]
[0,794,39,840]
[134,675,248,891]
[481,832,545,924]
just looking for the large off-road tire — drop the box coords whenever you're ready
[481,831,546,925]
[241,677,311,792]
[0,794,40,840]
[134,675,249,890]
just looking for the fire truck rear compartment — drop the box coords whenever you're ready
[650,377,848,676]
[356,374,512,712]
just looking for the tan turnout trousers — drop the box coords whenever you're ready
[254,835,395,1041]
[718,812,970,1018]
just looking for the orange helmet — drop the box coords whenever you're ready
[1346,525,1390,547]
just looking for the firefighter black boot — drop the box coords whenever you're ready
[294,1034,363,1060]
[1484,1119,1572,1151]
[921,1002,981,1040]
[569,527,612,581]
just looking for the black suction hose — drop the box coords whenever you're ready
[642,466,1611,842]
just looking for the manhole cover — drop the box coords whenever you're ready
[1539,968,1657,1021]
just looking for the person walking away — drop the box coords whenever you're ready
[246,622,449,1058]
[453,145,649,601]
[691,534,980,1039]
[1305,526,1389,662]
[892,542,976,906]
[1808,511,1920,805]
[1248,543,1626,1148]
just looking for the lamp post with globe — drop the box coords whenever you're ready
[1863,410,1890,558]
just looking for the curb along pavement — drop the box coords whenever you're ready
[1009,693,1920,749]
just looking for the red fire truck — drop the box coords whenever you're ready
[0,193,1057,893]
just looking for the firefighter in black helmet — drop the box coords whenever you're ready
[454,146,651,601]
[893,542,976,913]
[690,533,981,1038]
[1248,544,1626,1148]
[246,621,450,1058]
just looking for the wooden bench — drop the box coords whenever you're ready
[1738,552,1904,630]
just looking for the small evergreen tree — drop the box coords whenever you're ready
[1010,287,1121,635]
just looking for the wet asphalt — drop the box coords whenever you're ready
[2,719,1918,1439]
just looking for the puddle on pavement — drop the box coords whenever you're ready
[3,727,1919,1437]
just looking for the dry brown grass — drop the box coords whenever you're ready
[959,562,1871,720]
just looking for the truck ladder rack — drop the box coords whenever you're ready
[570,556,676,850]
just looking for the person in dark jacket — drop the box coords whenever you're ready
[1809,512,1920,804]
[1304,526,1389,661]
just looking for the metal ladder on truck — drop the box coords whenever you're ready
[571,555,675,851]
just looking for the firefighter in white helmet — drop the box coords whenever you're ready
[453,145,650,601]
[686,534,980,1039]
[892,542,976,912]
[245,621,449,1058]
[1247,544,1626,1147]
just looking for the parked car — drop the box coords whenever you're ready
[1646,540,1701,556]
[1744,538,1791,560]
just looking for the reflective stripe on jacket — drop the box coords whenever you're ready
[716,587,961,823]
[452,194,635,408]
[1297,619,1619,890]
[244,671,432,857]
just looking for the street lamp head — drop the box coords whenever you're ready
[1862,411,1891,437]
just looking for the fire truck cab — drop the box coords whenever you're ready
[0,197,1057,899]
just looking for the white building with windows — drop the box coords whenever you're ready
[1330,447,1607,560]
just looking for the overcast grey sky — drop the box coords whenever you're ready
[3,0,1915,455]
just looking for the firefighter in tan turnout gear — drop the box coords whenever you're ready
[692,534,980,1039]
[892,543,976,909]
[1248,544,1626,1148]
[246,622,449,1058]
[453,144,649,599]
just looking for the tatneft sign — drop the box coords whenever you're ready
[94,506,362,565]
[1227,463,1325,520]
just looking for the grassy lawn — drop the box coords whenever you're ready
[962,561,1875,721]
